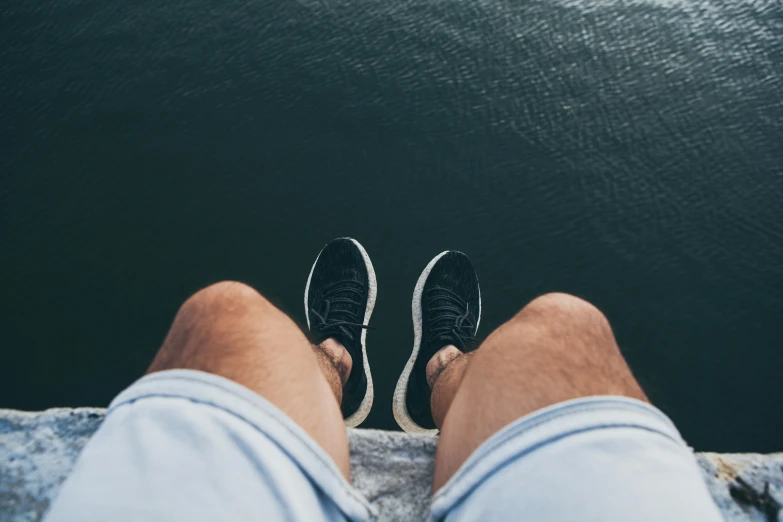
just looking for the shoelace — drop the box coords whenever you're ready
[426,286,475,349]
[310,280,373,342]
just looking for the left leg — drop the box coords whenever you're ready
[44,238,378,522]
[146,280,352,476]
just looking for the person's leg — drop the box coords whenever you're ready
[426,291,722,522]
[394,254,721,521]
[45,239,378,522]
[147,280,352,477]
[429,292,646,490]
[44,280,375,522]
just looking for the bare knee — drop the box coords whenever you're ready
[508,292,614,342]
[150,281,280,373]
[180,281,272,319]
[517,292,608,323]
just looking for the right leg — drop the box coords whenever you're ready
[425,292,722,521]
[430,292,647,488]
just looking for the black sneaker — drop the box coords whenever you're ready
[393,251,481,434]
[305,237,377,427]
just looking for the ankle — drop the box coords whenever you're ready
[319,338,353,385]
[426,345,463,389]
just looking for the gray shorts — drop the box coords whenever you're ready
[44,370,723,521]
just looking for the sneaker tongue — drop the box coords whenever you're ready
[427,288,468,351]
[430,330,466,352]
[312,279,364,346]
[328,280,364,322]
[428,288,458,326]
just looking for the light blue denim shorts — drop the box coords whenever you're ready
[44,369,723,522]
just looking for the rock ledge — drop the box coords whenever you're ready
[1,408,781,521]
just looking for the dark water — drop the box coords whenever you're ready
[2,0,782,452]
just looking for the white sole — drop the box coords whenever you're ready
[392,251,481,434]
[305,238,377,428]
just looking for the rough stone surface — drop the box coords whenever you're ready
[1,408,781,521]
